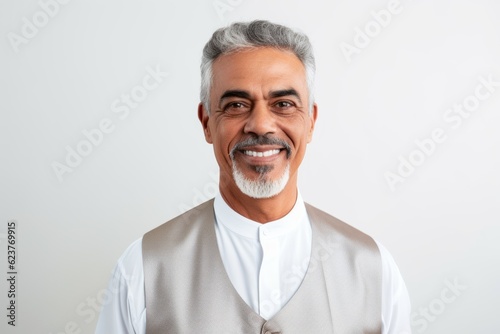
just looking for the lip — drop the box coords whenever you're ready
[235,146,286,165]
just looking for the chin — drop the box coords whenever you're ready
[232,162,290,199]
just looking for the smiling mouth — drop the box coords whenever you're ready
[242,149,281,157]
[236,148,284,175]
[229,136,292,161]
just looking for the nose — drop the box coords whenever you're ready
[243,102,277,136]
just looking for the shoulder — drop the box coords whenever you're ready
[373,240,409,295]
[373,241,412,332]
[305,202,379,252]
[144,199,214,240]
[142,199,215,258]
[95,237,146,333]
[113,238,145,291]
[374,241,398,275]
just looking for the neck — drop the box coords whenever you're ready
[219,173,298,223]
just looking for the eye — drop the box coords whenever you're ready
[276,101,293,108]
[228,102,245,109]
[223,101,250,114]
[272,100,296,113]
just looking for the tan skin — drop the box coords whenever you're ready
[198,47,318,223]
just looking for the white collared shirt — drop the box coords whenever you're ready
[96,193,412,333]
[214,192,311,320]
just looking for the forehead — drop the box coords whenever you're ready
[210,47,307,97]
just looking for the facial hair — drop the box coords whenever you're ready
[229,135,291,199]
[232,160,290,199]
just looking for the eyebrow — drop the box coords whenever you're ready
[219,90,252,103]
[219,88,302,105]
[269,89,302,102]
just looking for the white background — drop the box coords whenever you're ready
[1,0,499,333]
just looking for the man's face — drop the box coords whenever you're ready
[199,47,317,200]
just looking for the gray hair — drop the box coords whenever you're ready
[200,20,316,114]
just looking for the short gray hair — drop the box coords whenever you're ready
[200,20,315,113]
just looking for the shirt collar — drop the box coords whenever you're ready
[214,191,307,240]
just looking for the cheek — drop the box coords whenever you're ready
[282,120,309,149]
[212,121,238,155]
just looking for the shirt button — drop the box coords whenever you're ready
[262,227,269,236]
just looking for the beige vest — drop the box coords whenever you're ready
[143,199,382,333]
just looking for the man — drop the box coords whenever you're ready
[96,20,411,333]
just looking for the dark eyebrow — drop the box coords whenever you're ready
[218,88,302,106]
[219,90,251,103]
[269,89,302,103]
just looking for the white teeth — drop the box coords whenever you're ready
[243,149,281,157]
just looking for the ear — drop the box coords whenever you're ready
[198,103,213,143]
[307,103,318,143]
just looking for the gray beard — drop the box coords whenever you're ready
[232,161,290,199]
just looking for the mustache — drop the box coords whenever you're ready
[230,136,292,159]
